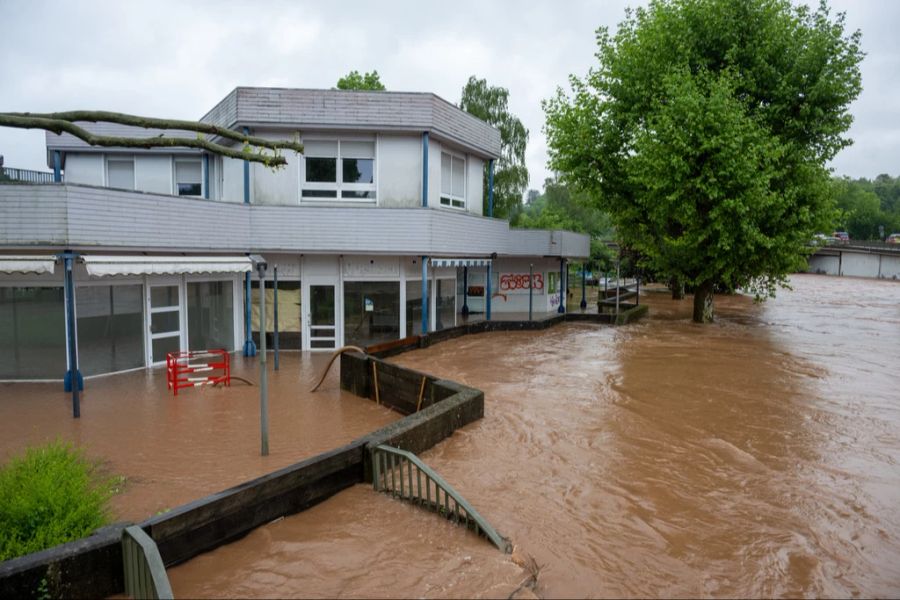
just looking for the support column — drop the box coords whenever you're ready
[580,262,587,310]
[487,159,495,218]
[422,132,429,207]
[203,154,210,199]
[558,258,566,314]
[256,262,269,457]
[273,265,279,371]
[53,150,62,183]
[421,256,428,335]
[528,263,534,321]
[461,266,469,317]
[243,127,251,205]
[243,271,256,356]
[61,252,81,417]
[486,262,492,321]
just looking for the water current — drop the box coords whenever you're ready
[168,274,900,598]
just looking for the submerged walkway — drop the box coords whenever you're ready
[0,353,398,522]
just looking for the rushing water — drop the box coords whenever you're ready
[169,274,900,598]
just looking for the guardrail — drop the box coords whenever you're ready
[372,444,511,553]
[0,167,56,184]
[122,526,173,600]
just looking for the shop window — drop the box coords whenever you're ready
[343,281,400,348]
[251,280,302,349]
[188,281,234,351]
[0,287,66,379]
[405,279,432,337]
[76,284,144,376]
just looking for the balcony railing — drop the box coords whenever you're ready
[1,166,56,184]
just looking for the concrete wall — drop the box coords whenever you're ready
[808,254,840,275]
[808,249,900,279]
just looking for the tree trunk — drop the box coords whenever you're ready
[670,277,685,300]
[692,280,715,323]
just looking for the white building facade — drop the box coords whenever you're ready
[0,87,589,381]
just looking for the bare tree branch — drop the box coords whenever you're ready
[0,111,304,167]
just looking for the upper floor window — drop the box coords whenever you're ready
[106,156,135,190]
[440,151,466,209]
[302,139,375,201]
[175,159,202,196]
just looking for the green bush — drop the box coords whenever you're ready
[0,441,113,561]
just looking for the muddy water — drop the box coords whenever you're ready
[0,353,398,522]
[169,274,900,598]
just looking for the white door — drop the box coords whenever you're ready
[147,282,184,364]
[304,280,338,350]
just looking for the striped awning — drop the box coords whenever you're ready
[0,255,56,275]
[83,255,252,277]
[430,258,492,268]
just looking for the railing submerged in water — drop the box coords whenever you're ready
[372,444,512,553]
[121,526,173,600]
[0,167,56,184]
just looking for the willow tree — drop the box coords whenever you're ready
[544,0,862,322]
[0,111,303,166]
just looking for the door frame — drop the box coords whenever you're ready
[145,277,185,366]
[302,276,341,351]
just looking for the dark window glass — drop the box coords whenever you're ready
[0,287,66,379]
[343,281,400,348]
[341,191,375,199]
[302,189,338,198]
[76,284,144,376]
[306,157,337,182]
[178,183,202,196]
[342,158,374,184]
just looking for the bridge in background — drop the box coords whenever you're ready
[808,242,900,279]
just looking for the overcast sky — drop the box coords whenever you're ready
[1,0,898,190]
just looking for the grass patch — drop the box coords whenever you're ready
[0,441,115,561]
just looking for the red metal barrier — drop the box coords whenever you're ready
[166,350,230,396]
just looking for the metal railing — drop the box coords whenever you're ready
[0,166,56,184]
[372,444,511,553]
[121,526,174,600]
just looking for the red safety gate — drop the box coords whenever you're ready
[166,349,230,396]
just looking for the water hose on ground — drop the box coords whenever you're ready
[310,345,366,392]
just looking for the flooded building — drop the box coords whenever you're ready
[0,87,589,381]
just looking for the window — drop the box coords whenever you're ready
[107,157,135,190]
[175,159,203,196]
[302,139,375,201]
[440,151,466,209]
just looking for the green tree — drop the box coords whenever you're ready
[544,0,862,322]
[336,70,386,91]
[460,76,529,219]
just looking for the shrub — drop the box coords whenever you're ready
[0,441,113,561]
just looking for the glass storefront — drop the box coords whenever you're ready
[435,278,456,331]
[0,287,66,379]
[344,281,400,348]
[187,281,234,351]
[251,280,302,349]
[76,284,144,376]
[405,279,432,337]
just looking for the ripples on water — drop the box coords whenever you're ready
[169,275,900,598]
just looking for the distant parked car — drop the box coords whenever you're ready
[833,231,850,242]
[887,233,900,245]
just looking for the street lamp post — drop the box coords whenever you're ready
[250,255,269,457]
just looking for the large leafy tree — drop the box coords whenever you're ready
[544,0,863,322]
[336,70,386,91]
[460,76,529,219]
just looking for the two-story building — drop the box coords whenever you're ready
[0,87,589,382]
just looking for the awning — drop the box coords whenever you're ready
[430,258,492,268]
[0,255,56,275]
[83,255,253,277]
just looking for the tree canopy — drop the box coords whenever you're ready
[544,0,863,322]
[336,70,386,91]
[832,174,900,239]
[460,76,529,219]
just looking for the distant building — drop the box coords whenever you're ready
[526,189,540,204]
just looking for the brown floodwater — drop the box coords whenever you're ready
[170,274,897,597]
[0,353,398,522]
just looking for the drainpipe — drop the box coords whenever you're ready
[580,262,587,310]
[243,271,257,357]
[461,266,469,317]
[53,151,62,183]
[422,132,429,207]
[486,262,492,321]
[487,159,495,218]
[421,256,428,334]
[243,127,250,205]
[558,258,566,314]
[61,251,82,418]
[273,265,279,371]
[203,153,210,199]
[528,263,534,321]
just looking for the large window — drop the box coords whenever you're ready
[440,151,466,209]
[175,159,203,196]
[405,279,432,337]
[302,139,375,201]
[435,278,456,331]
[107,156,135,190]
[344,281,400,348]
[0,287,66,379]
[251,280,302,349]
[187,281,234,351]
[76,284,144,375]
